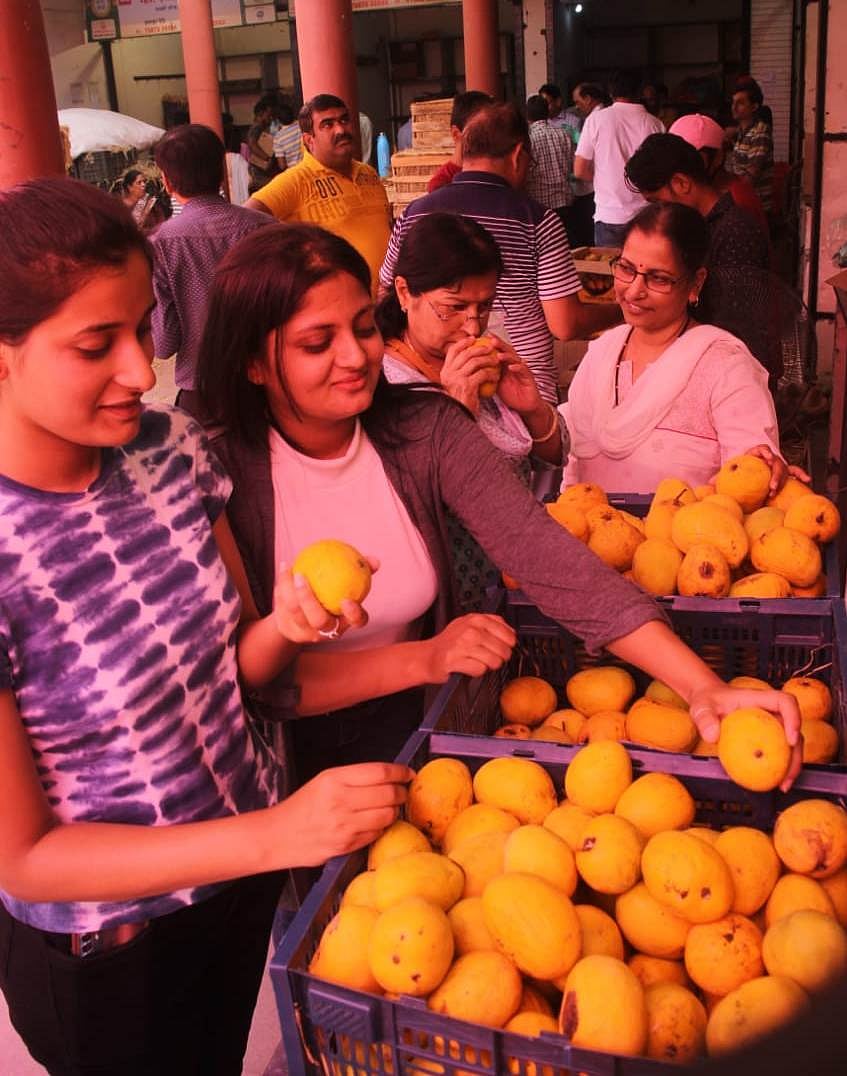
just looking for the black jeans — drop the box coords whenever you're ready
[0,871,284,1076]
[290,688,425,786]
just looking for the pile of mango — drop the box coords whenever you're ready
[496,668,840,769]
[307,745,847,1065]
[513,457,841,598]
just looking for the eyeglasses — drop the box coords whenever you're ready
[424,296,499,323]
[610,257,681,294]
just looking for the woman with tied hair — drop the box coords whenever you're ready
[196,220,802,790]
[561,202,789,493]
[377,212,567,475]
[377,211,567,608]
[0,177,411,1074]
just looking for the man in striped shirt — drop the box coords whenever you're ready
[379,102,619,403]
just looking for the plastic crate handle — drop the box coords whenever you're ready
[306,982,383,1045]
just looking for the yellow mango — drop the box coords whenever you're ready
[614,772,696,838]
[684,913,764,996]
[706,975,808,1055]
[644,982,707,1064]
[560,955,648,1055]
[773,798,847,878]
[407,758,473,846]
[372,851,464,911]
[310,904,382,993]
[642,831,735,923]
[503,824,578,895]
[482,872,582,980]
[762,908,847,992]
[671,502,749,568]
[368,897,454,996]
[473,757,557,825]
[428,950,522,1027]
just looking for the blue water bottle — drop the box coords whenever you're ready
[377,132,391,178]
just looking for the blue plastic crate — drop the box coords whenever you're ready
[420,589,847,768]
[270,730,847,1076]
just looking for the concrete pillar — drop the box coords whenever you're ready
[294,0,360,157]
[0,0,65,188]
[178,0,223,139]
[522,0,549,96]
[462,0,500,99]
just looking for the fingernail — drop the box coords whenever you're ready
[294,572,307,588]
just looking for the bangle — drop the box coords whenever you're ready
[531,406,560,444]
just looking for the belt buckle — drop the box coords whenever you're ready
[71,920,149,958]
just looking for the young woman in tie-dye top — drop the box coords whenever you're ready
[0,178,412,1075]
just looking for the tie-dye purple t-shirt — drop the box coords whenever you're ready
[0,406,280,933]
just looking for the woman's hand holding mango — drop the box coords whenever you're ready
[486,334,545,418]
[688,682,803,792]
[734,444,811,496]
[440,336,505,414]
[272,559,379,644]
[274,763,414,865]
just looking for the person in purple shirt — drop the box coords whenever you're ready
[0,177,412,1075]
[151,123,271,418]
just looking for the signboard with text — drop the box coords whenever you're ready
[289,0,459,11]
[350,0,459,8]
[86,0,276,41]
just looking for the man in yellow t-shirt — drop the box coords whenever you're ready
[246,94,391,293]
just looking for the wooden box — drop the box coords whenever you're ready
[410,97,453,152]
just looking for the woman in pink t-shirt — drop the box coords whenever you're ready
[561,202,806,493]
[195,221,803,791]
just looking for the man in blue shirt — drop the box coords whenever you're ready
[151,124,271,416]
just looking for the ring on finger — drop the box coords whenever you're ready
[318,617,342,641]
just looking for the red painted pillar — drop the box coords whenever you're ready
[0,0,65,188]
[294,0,361,157]
[178,0,223,138]
[463,0,500,99]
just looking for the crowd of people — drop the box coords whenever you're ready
[0,68,806,1075]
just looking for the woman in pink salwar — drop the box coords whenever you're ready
[561,203,798,493]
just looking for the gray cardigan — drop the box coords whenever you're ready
[214,393,663,685]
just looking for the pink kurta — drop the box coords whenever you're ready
[561,323,780,493]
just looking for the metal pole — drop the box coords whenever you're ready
[100,40,120,113]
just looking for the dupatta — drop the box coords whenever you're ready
[562,323,730,461]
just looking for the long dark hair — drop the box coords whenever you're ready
[196,223,428,449]
[375,212,503,341]
[0,177,150,346]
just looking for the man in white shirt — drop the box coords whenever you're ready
[574,70,664,247]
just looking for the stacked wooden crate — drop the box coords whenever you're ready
[385,98,453,219]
